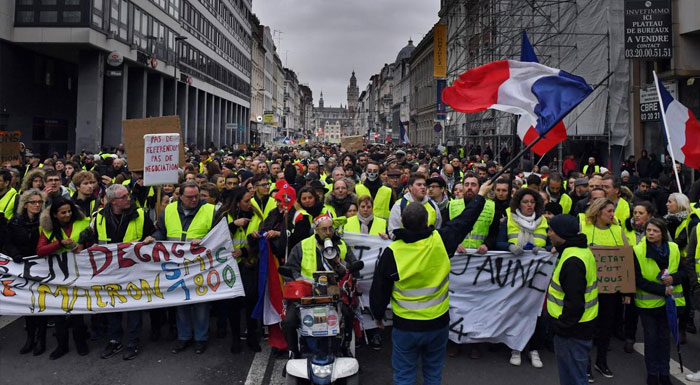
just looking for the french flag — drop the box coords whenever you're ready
[656,73,700,169]
[517,31,568,156]
[442,42,592,154]
[252,235,288,350]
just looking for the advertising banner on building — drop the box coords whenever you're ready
[436,78,447,120]
[433,24,447,78]
[143,133,180,186]
[640,80,677,122]
[0,221,245,315]
[624,0,672,59]
[343,234,556,351]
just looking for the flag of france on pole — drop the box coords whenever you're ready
[654,71,700,170]
[442,59,592,141]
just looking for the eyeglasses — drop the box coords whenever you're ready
[27,200,43,205]
[114,194,129,200]
[45,178,61,183]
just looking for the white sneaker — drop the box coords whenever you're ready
[529,350,543,368]
[687,371,700,382]
[510,350,522,366]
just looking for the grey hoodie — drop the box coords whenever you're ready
[387,192,442,238]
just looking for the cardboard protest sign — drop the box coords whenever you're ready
[0,221,244,315]
[143,133,180,186]
[0,131,22,166]
[122,116,185,171]
[343,233,556,351]
[341,136,364,154]
[590,246,636,294]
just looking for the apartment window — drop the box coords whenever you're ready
[92,0,103,28]
[15,0,88,25]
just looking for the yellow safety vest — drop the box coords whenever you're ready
[164,202,215,241]
[0,187,17,220]
[398,198,437,228]
[506,209,548,247]
[633,239,685,308]
[249,195,277,235]
[354,184,392,220]
[40,217,91,253]
[581,222,628,247]
[557,193,572,215]
[227,213,247,263]
[344,215,387,235]
[95,208,145,244]
[582,165,600,175]
[547,246,598,322]
[299,235,347,280]
[449,198,494,248]
[614,198,631,226]
[390,231,450,321]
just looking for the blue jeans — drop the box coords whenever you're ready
[392,326,448,385]
[176,303,211,342]
[640,309,671,376]
[553,335,593,385]
[107,311,142,348]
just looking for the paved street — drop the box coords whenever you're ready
[1,314,699,385]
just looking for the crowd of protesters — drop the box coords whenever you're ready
[1,142,699,385]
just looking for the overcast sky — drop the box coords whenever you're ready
[252,1,440,107]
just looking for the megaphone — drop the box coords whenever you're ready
[322,238,338,260]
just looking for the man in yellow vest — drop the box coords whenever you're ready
[86,184,156,360]
[388,172,442,238]
[282,214,358,357]
[354,161,395,220]
[546,172,573,215]
[582,156,601,176]
[0,169,18,220]
[370,181,492,385]
[546,215,598,385]
[153,181,216,355]
[601,175,631,225]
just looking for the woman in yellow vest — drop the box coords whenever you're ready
[495,188,548,368]
[37,197,90,360]
[214,187,263,353]
[633,218,688,385]
[581,197,631,378]
[344,195,389,239]
[664,193,698,258]
[324,179,357,228]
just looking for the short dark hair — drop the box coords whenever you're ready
[44,169,61,180]
[526,173,542,186]
[179,181,200,195]
[644,217,669,244]
[602,175,620,189]
[495,178,510,186]
[406,172,426,187]
[0,169,11,183]
[402,202,428,230]
[548,172,564,183]
[251,173,268,185]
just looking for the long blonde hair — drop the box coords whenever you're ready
[17,188,43,216]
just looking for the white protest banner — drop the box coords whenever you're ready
[343,233,556,351]
[0,221,244,315]
[143,133,180,186]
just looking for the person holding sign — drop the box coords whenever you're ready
[580,197,632,379]
[370,181,491,385]
[153,181,217,355]
[37,197,91,359]
[546,214,598,385]
[81,184,156,360]
[633,218,688,385]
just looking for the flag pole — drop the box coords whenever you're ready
[489,71,615,183]
[653,71,683,193]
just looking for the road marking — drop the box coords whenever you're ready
[633,342,695,384]
[0,316,19,330]
[269,358,287,385]
[244,344,271,385]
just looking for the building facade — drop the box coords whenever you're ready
[1,0,253,157]
[409,27,438,146]
[392,39,414,144]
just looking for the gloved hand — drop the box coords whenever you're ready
[532,246,544,255]
[508,244,524,256]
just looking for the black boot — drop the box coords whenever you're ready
[646,374,659,385]
[659,375,672,385]
[19,327,35,354]
[33,323,46,356]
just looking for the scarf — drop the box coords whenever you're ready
[663,210,688,224]
[649,241,669,259]
[357,212,374,234]
[511,209,543,247]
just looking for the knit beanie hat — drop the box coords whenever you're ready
[549,214,580,239]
